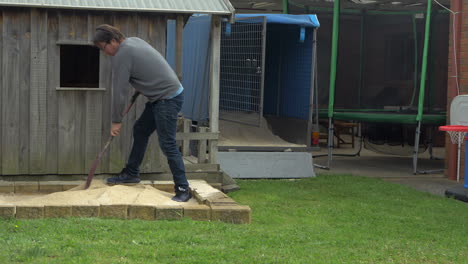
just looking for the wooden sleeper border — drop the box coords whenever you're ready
[0,180,251,224]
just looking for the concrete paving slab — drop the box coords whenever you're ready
[313,145,466,198]
[219,152,315,178]
[384,177,462,197]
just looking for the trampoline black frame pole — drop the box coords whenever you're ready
[324,0,340,170]
[413,0,443,175]
[413,0,432,174]
[315,0,362,169]
[283,0,288,14]
[358,10,366,109]
[410,14,419,106]
[413,121,422,174]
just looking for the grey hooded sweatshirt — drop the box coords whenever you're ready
[111,37,181,123]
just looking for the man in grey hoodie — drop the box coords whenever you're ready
[93,24,191,202]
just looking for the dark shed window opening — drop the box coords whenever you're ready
[60,45,100,88]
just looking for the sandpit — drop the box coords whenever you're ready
[0,180,197,206]
[0,180,252,223]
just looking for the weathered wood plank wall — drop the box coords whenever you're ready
[30,9,48,174]
[91,13,113,174]
[151,15,171,173]
[0,11,3,174]
[110,13,138,174]
[136,14,165,174]
[57,10,87,175]
[18,10,31,175]
[46,11,59,174]
[84,12,104,175]
[2,9,24,174]
[0,8,174,176]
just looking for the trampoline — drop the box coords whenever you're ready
[331,111,446,125]
[317,0,448,174]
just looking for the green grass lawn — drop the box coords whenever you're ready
[1,174,467,264]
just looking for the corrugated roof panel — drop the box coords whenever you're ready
[229,0,451,11]
[0,0,235,14]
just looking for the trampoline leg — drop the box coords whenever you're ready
[414,124,444,174]
[425,127,442,160]
[356,122,362,157]
[413,122,422,175]
[428,142,434,159]
[313,163,329,170]
[427,126,434,159]
[313,120,361,169]
[327,118,334,168]
[316,122,362,158]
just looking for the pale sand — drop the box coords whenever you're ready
[0,180,197,206]
[219,117,305,147]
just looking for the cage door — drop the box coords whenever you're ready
[219,16,267,127]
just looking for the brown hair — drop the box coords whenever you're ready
[93,24,125,45]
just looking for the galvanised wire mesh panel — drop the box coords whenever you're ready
[219,17,266,127]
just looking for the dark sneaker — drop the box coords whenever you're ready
[106,170,141,184]
[172,187,192,202]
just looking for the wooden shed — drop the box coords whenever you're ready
[0,0,234,184]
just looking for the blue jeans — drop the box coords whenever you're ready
[125,92,189,190]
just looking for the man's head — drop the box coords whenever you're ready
[93,24,125,56]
